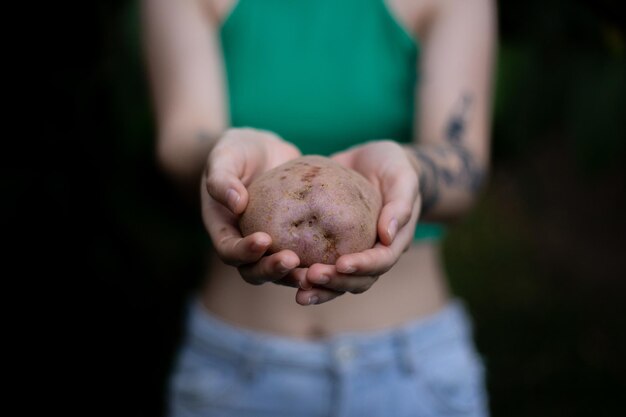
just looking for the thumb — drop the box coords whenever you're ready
[204,145,251,215]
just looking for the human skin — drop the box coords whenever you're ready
[141,0,496,331]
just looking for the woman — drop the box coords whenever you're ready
[141,0,496,415]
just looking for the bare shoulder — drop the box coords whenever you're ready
[386,0,495,40]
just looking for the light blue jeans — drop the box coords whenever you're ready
[167,295,489,417]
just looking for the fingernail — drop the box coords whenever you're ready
[226,188,240,211]
[388,218,398,241]
[300,280,313,290]
[339,265,356,274]
[308,295,320,305]
[314,275,330,284]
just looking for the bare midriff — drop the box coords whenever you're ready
[201,242,450,340]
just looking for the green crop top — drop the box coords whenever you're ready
[220,0,445,241]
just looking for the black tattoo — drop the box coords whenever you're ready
[445,93,472,144]
[412,93,485,215]
[437,146,485,192]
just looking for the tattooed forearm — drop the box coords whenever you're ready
[411,93,486,215]
[413,146,486,214]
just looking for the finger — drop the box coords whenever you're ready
[339,197,420,275]
[274,267,308,289]
[295,287,345,306]
[201,194,272,265]
[304,263,378,294]
[313,274,378,294]
[377,167,419,245]
[216,231,272,266]
[204,145,251,215]
[335,244,397,276]
[237,250,300,285]
[329,149,354,167]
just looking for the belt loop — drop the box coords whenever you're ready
[394,329,415,375]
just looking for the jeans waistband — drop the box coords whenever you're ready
[183,294,474,373]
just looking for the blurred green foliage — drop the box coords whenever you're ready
[492,0,625,173]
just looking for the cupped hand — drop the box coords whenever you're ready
[201,128,304,287]
[295,140,421,306]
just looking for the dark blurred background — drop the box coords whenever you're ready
[38,0,625,415]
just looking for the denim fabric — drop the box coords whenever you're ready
[167,295,489,417]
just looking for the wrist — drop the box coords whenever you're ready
[403,144,438,216]
[157,128,223,186]
[402,145,421,176]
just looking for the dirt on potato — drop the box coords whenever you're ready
[239,155,382,266]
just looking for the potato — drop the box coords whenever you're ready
[239,155,382,266]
